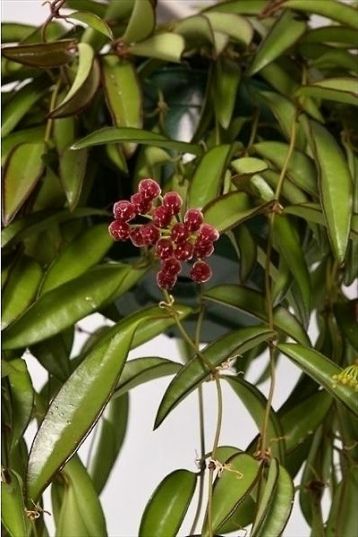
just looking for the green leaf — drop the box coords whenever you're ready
[296,77,358,107]
[2,256,42,328]
[113,357,181,399]
[155,326,274,428]
[283,0,358,30]
[204,285,310,345]
[255,464,294,537]
[71,127,202,155]
[2,264,146,349]
[189,145,232,208]
[334,300,358,351]
[3,360,33,450]
[1,80,46,137]
[231,157,268,175]
[129,33,185,63]
[203,453,260,534]
[40,224,112,295]
[175,15,214,48]
[2,126,45,166]
[31,329,73,382]
[88,394,129,494]
[273,215,311,322]
[27,319,141,501]
[225,377,285,461]
[204,12,253,46]
[302,26,358,47]
[251,459,279,536]
[206,0,268,15]
[69,11,113,39]
[1,471,30,537]
[3,142,45,225]
[248,10,306,76]
[253,141,317,195]
[278,343,358,416]
[50,43,100,118]
[262,170,308,205]
[310,121,352,263]
[327,467,358,537]
[122,0,154,43]
[212,57,241,129]
[57,455,107,537]
[1,39,77,68]
[139,469,196,537]
[1,22,36,42]
[203,192,267,232]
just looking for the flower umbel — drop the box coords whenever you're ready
[332,364,358,391]
[108,178,219,290]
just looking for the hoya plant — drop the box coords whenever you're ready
[1,0,358,535]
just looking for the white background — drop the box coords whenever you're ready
[2,2,351,536]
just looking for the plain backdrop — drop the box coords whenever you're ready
[2,1,347,536]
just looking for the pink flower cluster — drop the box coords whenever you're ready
[108,178,219,290]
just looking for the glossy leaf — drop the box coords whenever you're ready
[284,0,358,30]
[1,80,46,137]
[2,126,45,166]
[69,11,113,39]
[122,0,154,43]
[3,142,45,225]
[302,26,358,47]
[57,455,107,537]
[206,0,268,15]
[129,33,185,63]
[1,471,30,537]
[155,326,274,428]
[27,319,141,501]
[139,469,196,537]
[40,224,112,295]
[255,464,294,537]
[231,157,267,175]
[114,357,181,398]
[175,15,214,48]
[248,10,306,75]
[212,57,241,129]
[310,121,352,263]
[225,377,285,461]
[262,170,308,205]
[203,192,266,232]
[204,12,253,46]
[2,256,42,328]
[59,147,88,209]
[278,343,358,416]
[297,78,358,107]
[273,215,311,321]
[1,22,36,42]
[203,452,260,534]
[327,467,358,537]
[253,141,317,195]
[251,459,279,536]
[189,145,232,208]
[1,39,77,68]
[204,285,310,345]
[50,43,100,118]
[72,126,202,155]
[31,329,73,382]
[2,264,146,349]
[88,394,129,494]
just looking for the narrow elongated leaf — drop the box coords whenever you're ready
[139,469,196,537]
[327,468,358,537]
[189,145,232,208]
[310,121,352,262]
[1,80,46,138]
[27,319,140,501]
[204,12,253,46]
[2,256,42,328]
[72,127,202,155]
[50,43,100,118]
[225,377,285,461]
[302,26,358,47]
[203,192,266,232]
[334,300,358,351]
[278,343,358,416]
[2,126,45,166]
[114,357,181,398]
[1,22,36,42]
[212,57,241,129]
[204,285,310,345]
[203,453,260,534]
[175,15,214,48]
[251,459,279,536]
[256,90,303,146]
[248,10,306,75]
[232,157,267,175]
[56,480,88,537]
[253,141,317,195]
[129,33,185,63]
[1,471,30,537]
[206,0,269,15]
[155,326,274,428]
[88,394,129,494]
[40,224,112,294]
[297,77,358,107]
[122,0,154,43]
[31,329,73,382]
[256,464,294,537]
[69,11,113,38]
[262,170,308,205]
[1,40,77,68]
[59,147,88,210]
[2,264,146,349]
[284,0,358,30]
[273,215,311,321]
[3,142,45,225]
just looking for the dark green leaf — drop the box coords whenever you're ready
[1,40,77,68]
[59,147,88,210]
[284,0,358,30]
[203,193,268,233]
[1,80,46,138]
[212,57,241,129]
[327,467,358,537]
[2,127,45,166]
[1,471,30,537]
[69,11,113,39]
[251,459,279,536]
[334,300,358,351]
